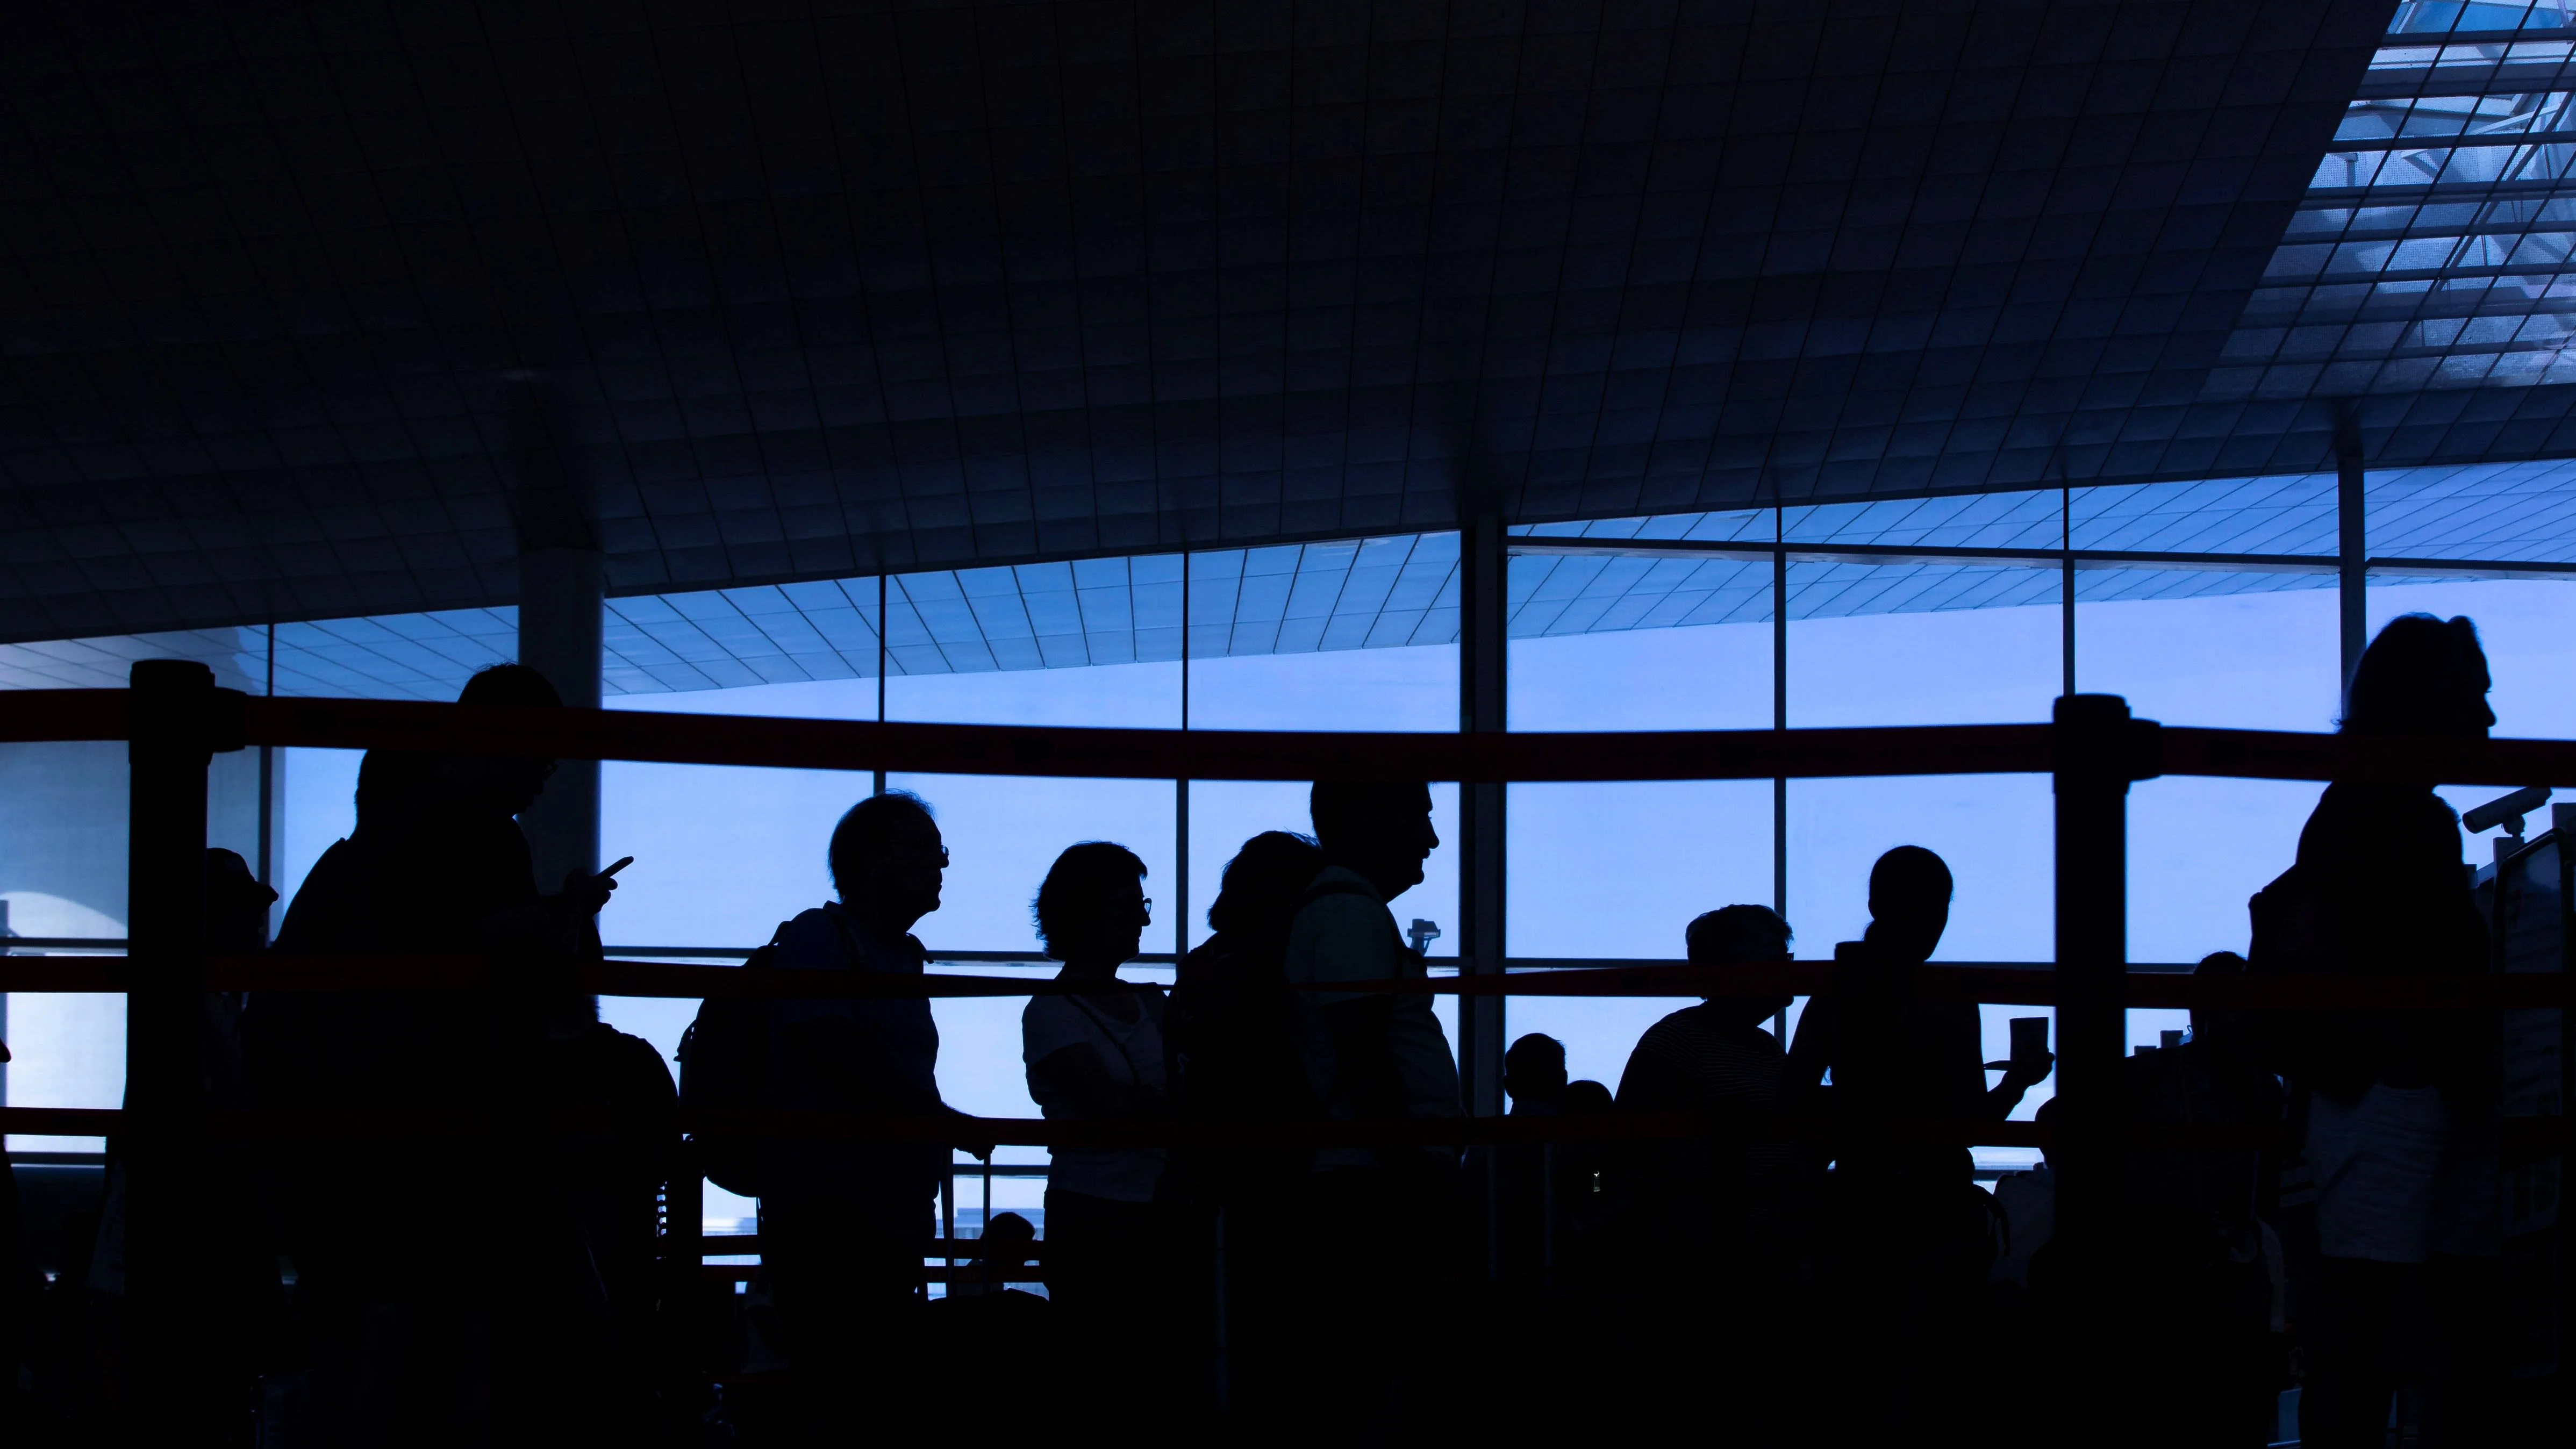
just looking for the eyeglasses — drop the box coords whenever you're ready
[865,844,948,868]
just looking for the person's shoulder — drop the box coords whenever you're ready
[775,907,851,969]
[1637,1006,1707,1050]
[591,1024,679,1096]
[1292,867,1389,927]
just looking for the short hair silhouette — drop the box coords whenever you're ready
[1505,1032,1566,1080]
[827,790,936,899]
[1686,905,1792,963]
[1308,781,1432,849]
[1868,845,1953,920]
[1032,841,1147,951]
[2341,613,2491,737]
[1563,1079,1613,1114]
[353,666,564,833]
[459,663,563,710]
[1205,830,1324,936]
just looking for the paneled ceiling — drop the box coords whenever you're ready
[20,0,2576,650]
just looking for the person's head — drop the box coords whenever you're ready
[436,664,565,817]
[1866,846,1952,964]
[828,791,944,934]
[1206,830,1327,938]
[2341,613,2493,739]
[353,748,433,839]
[1563,1079,1613,1115]
[1686,903,1794,1025]
[1033,841,1149,969]
[1504,1033,1567,1108]
[1309,780,1438,900]
[2189,949,2249,1047]
[205,848,278,955]
[976,1210,1036,1276]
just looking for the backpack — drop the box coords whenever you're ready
[2245,864,2379,1101]
[677,921,793,1199]
[1164,877,1377,1196]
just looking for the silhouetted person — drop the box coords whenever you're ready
[1617,906,1797,1285]
[1782,846,2050,1436]
[1020,842,1176,1379]
[536,1001,682,1437]
[924,1212,1053,1421]
[1505,1034,1566,1115]
[246,663,624,1446]
[88,851,288,1443]
[1167,830,1330,1201]
[760,790,982,1444]
[1278,781,1461,1434]
[2255,615,2500,1449]
[1492,1034,1566,1287]
[1164,830,1327,1422]
[2104,951,2289,1448]
[945,1210,1043,1302]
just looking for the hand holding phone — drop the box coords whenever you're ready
[564,856,632,914]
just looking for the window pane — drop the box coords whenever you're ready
[1789,566,2061,1162]
[1508,621,1774,1091]
[2077,572,2340,1073]
[1184,632,1463,1052]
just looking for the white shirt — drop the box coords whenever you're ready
[1022,989,1168,1203]
[1283,865,1463,1170]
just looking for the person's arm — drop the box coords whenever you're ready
[1779,996,1833,1112]
[1288,891,1412,1120]
[1321,996,1406,1120]
[1027,1042,1137,1120]
[1979,1006,2052,1120]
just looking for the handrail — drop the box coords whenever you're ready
[6,1104,2563,1154]
[0,952,2560,1008]
[12,686,2576,785]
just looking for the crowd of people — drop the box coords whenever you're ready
[0,611,2533,1446]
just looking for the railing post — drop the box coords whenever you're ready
[125,658,243,1434]
[2049,694,2158,1280]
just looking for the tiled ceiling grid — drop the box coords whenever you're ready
[2219,0,2576,394]
[4,1,2446,648]
[10,458,2571,697]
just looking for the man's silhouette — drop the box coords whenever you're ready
[1504,1033,1567,1116]
[759,790,982,1444]
[247,663,624,1445]
[1781,846,2051,1437]
[1616,906,1798,1281]
[1273,780,1461,1436]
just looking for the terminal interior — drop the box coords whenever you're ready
[5,1,2576,1443]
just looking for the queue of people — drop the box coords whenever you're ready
[0,610,2532,1446]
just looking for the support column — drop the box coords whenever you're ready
[1457,510,1508,1122]
[517,548,603,887]
[2338,417,2367,688]
[2050,694,2157,1275]
[509,379,602,889]
[125,658,245,1434]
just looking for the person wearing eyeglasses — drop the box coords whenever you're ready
[759,788,984,1443]
[1021,842,1174,1379]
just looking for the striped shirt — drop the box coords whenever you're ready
[1615,1004,1791,1182]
